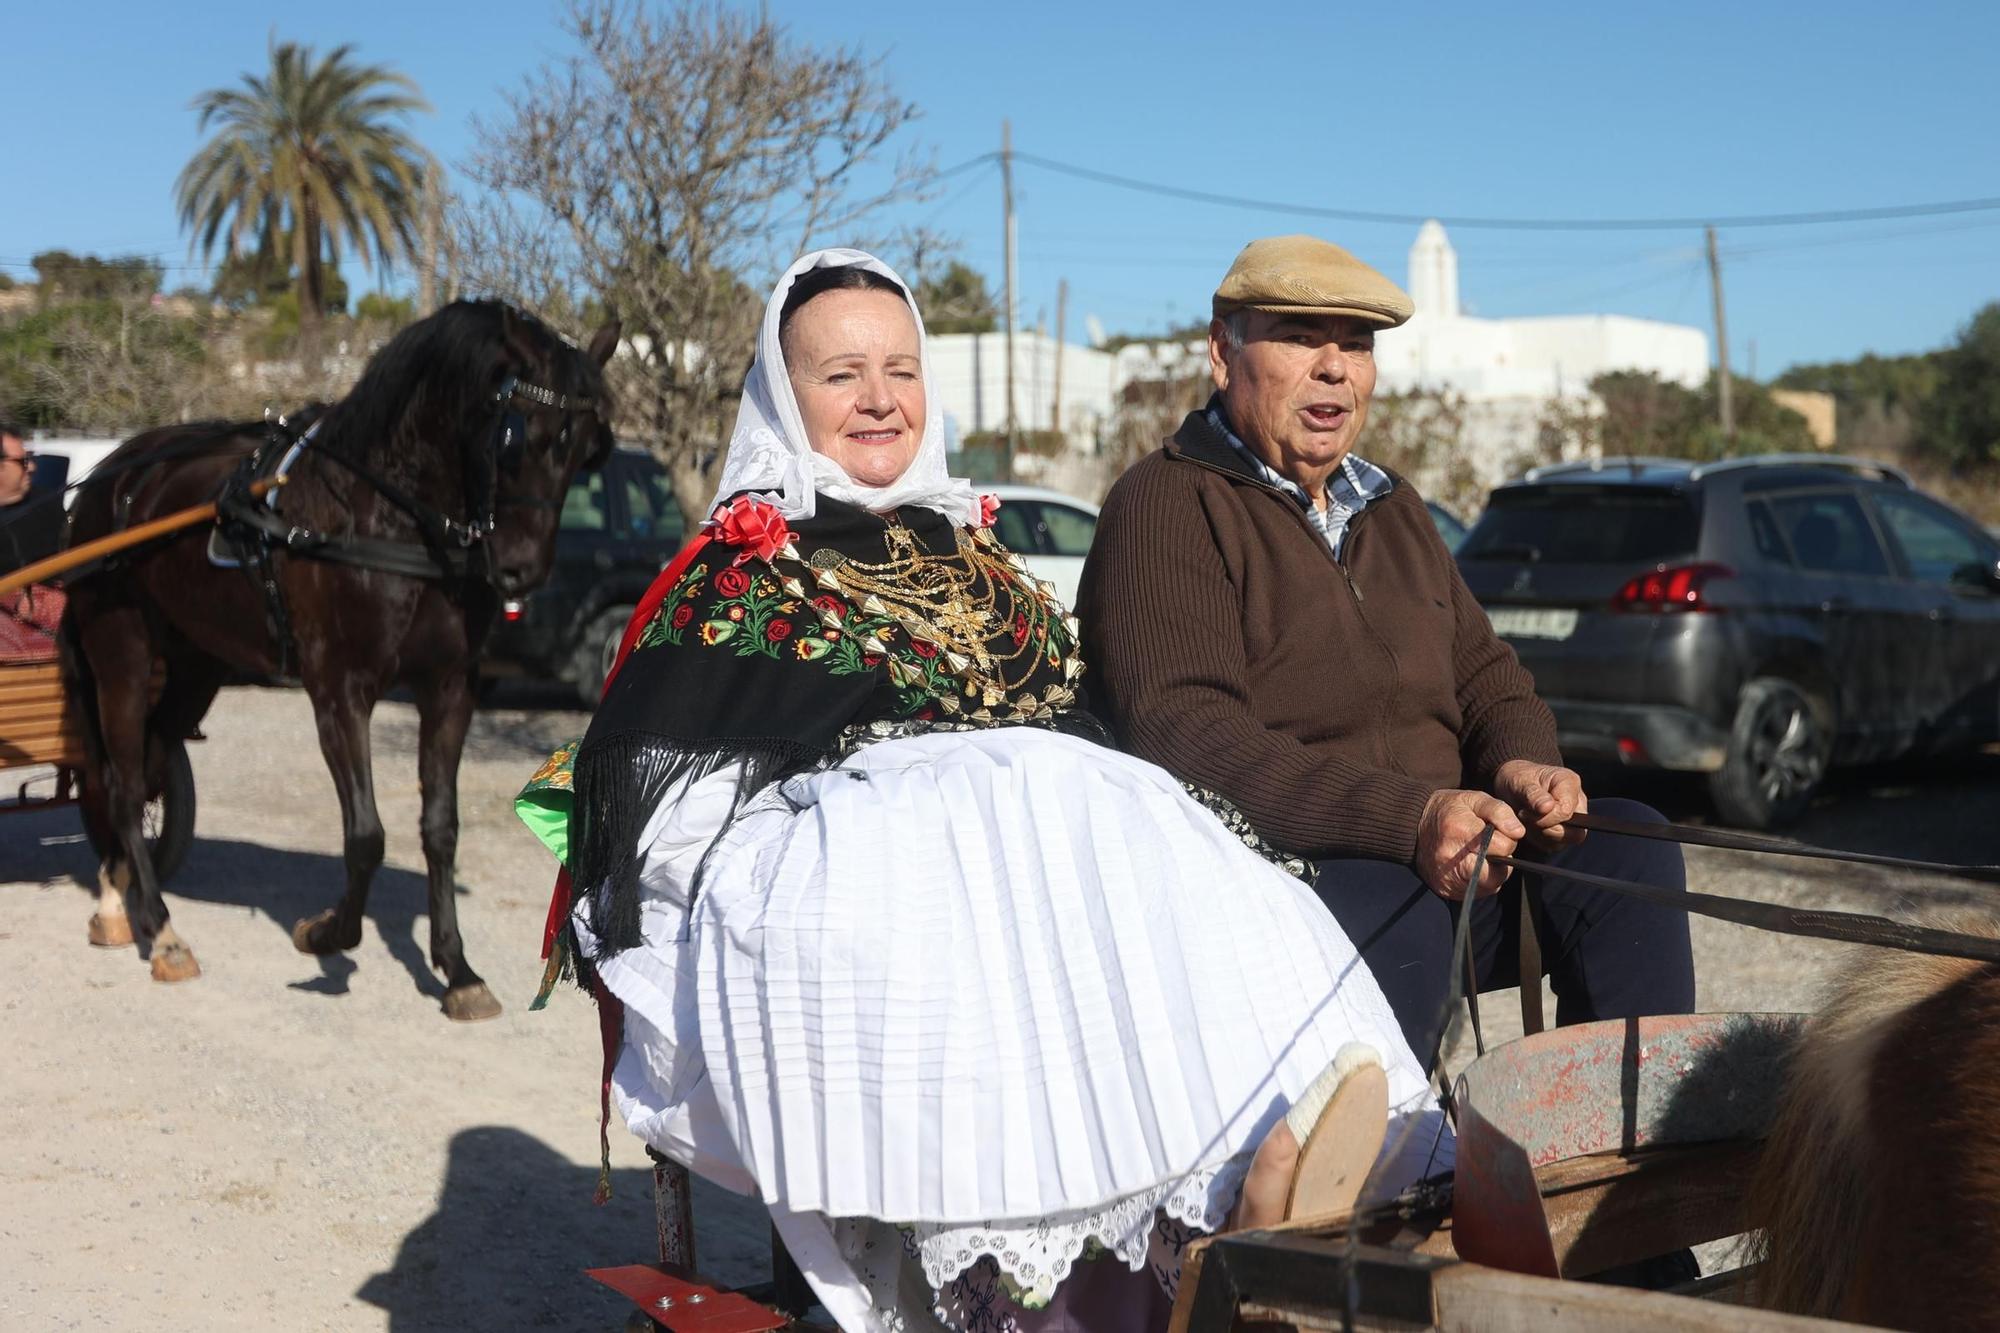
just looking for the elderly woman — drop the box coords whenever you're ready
[520,249,1446,1330]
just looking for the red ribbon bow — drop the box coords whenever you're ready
[708,494,792,563]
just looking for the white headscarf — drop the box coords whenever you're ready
[707,247,982,527]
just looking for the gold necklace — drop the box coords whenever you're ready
[770,518,1083,720]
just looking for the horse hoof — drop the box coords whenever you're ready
[88,913,134,948]
[443,983,502,1023]
[291,909,357,955]
[150,943,202,984]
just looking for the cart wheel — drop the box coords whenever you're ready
[83,738,197,883]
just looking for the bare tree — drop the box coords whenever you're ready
[1364,387,1487,520]
[1512,393,1603,479]
[2,304,210,431]
[460,0,937,527]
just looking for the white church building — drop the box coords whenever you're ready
[925,221,1711,489]
[1378,220,1708,401]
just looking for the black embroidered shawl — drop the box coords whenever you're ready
[567,495,1082,956]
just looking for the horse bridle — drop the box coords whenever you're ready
[463,373,599,545]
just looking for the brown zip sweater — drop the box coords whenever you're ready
[1078,408,1560,865]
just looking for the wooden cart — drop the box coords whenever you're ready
[1166,1012,1865,1331]
[1,656,194,882]
[0,479,249,883]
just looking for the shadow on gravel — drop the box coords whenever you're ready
[7,808,449,1001]
[166,836,450,1001]
[357,1126,771,1330]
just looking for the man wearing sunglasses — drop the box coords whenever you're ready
[0,421,33,503]
[1,420,63,573]
[0,419,67,661]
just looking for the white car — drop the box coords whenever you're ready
[985,483,1100,611]
[23,437,128,505]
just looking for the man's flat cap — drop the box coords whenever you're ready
[1211,234,1414,328]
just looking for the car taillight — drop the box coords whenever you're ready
[501,599,527,623]
[1610,562,1733,613]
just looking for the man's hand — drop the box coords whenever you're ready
[1416,789,1526,901]
[1492,760,1589,850]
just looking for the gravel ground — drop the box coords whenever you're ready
[5,683,1996,1329]
[2,683,772,1332]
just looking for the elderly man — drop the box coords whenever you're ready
[1080,236,1693,1063]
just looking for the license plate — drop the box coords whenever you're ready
[1487,607,1579,641]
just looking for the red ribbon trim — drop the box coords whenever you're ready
[540,532,713,961]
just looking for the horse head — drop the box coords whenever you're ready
[316,299,622,599]
[478,304,622,597]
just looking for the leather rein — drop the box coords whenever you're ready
[1516,809,2000,957]
[1488,810,2000,1049]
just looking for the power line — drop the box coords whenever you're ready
[936,152,1001,180]
[1004,149,2000,232]
[1725,214,2000,260]
[918,159,999,227]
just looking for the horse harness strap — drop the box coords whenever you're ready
[217,494,477,579]
[212,370,591,587]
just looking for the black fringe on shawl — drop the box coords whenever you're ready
[568,730,824,957]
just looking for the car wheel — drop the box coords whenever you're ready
[1707,678,1830,830]
[569,606,634,709]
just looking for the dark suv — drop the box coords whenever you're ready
[482,447,686,705]
[1457,455,2000,828]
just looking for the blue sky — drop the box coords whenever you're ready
[6,1,1996,373]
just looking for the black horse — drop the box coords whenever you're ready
[63,300,619,1020]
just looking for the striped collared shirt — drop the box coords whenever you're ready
[1206,404,1393,560]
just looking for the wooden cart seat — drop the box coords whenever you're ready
[0,661,85,769]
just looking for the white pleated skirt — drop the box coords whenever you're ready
[593,726,1436,1232]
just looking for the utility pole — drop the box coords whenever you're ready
[419,168,440,314]
[1706,225,1734,443]
[1001,120,1018,478]
[1052,278,1068,438]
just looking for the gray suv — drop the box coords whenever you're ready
[1457,455,2000,828]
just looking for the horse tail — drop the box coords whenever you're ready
[58,609,107,791]
[1746,914,2000,1320]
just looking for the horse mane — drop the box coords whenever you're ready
[1746,910,2000,1320]
[311,299,601,475]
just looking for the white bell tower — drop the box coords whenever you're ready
[1408,219,1460,319]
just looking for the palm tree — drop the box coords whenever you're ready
[177,40,432,355]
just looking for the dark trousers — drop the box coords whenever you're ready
[1313,798,1695,1062]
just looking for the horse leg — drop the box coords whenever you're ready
[78,615,197,980]
[414,668,499,1022]
[291,682,383,957]
[88,863,135,947]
